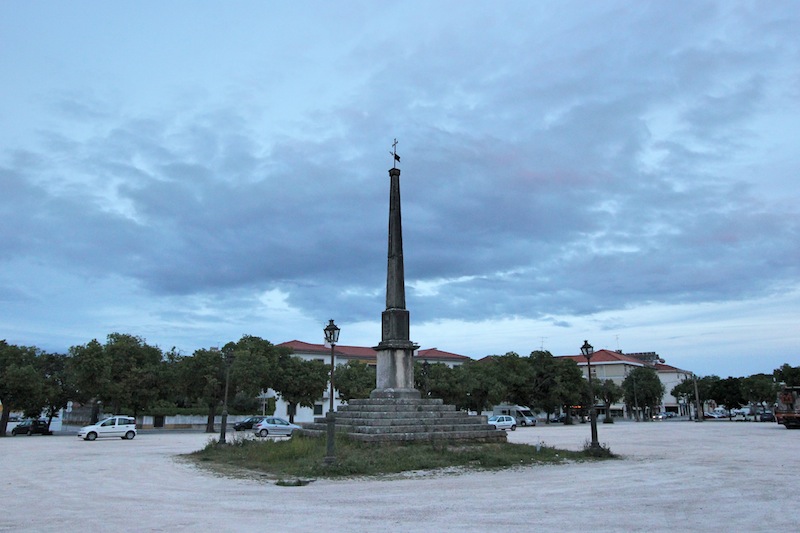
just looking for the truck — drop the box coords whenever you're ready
[775,386,800,429]
[492,404,537,426]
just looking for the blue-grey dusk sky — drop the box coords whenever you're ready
[1,2,798,377]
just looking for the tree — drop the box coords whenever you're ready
[178,348,226,432]
[709,377,745,418]
[415,362,464,406]
[68,339,112,423]
[457,359,504,414]
[227,335,287,397]
[741,373,779,417]
[0,341,46,436]
[273,354,329,423]
[598,379,623,423]
[103,333,164,417]
[334,360,375,402]
[554,358,586,424]
[622,367,665,420]
[527,350,561,422]
[492,352,534,407]
[38,352,75,429]
[774,364,800,386]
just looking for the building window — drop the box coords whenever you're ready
[314,404,323,415]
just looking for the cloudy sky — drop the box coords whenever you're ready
[2,2,798,378]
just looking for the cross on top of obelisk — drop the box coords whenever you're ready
[389,138,400,169]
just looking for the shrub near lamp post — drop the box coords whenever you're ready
[323,319,340,464]
[581,340,601,450]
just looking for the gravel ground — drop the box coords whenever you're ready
[1,419,796,532]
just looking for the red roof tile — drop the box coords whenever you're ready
[277,341,470,363]
[559,349,647,365]
[417,348,471,362]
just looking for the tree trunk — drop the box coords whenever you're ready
[0,409,9,437]
[205,405,216,433]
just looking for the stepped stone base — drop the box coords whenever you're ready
[299,398,507,443]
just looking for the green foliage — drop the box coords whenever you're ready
[0,342,46,421]
[555,358,587,416]
[456,360,504,414]
[741,374,779,406]
[103,333,164,416]
[188,434,607,480]
[274,355,329,422]
[226,335,287,397]
[621,367,665,415]
[415,362,463,406]
[709,376,745,412]
[774,364,800,386]
[335,360,376,402]
[492,352,534,406]
[598,379,623,417]
[582,440,615,458]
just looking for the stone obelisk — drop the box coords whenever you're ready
[372,148,420,399]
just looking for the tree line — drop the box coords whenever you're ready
[0,333,325,435]
[670,363,800,418]
[2,334,797,435]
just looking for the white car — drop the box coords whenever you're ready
[253,417,301,437]
[487,415,516,431]
[78,416,137,441]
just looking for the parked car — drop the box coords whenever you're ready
[550,414,566,423]
[78,416,137,441]
[704,412,724,419]
[253,417,301,437]
[11,419,52,436]
[487,415,516,431]
[233,416,267,431]
[652,412,666,420]
[759,411,775,422]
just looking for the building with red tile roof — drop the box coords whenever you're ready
[276,340,471,367]
[557,349,694,418]
[269,341,472,423]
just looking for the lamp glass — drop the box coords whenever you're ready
[581,340,594,357]
[324,319,340,345]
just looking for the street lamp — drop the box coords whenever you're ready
[581,340,600,450]
[323,319,340,464]
[218,347,235,445]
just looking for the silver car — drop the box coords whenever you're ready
[487,415,516,431]
[78,416,137,441]
[253,417,301,437]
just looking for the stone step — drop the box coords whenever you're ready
[305,420,494,432]
[299,426,507,443]
[336,404,458,414]
[324,411,480,421]
[347,398,445,407]
[299,397,507,444]
[331,417,488,427]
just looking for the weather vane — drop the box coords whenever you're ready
[390,138,400,168]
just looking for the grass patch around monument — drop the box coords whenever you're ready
[186,433,614,482]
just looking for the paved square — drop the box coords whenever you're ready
[1,419,796,532]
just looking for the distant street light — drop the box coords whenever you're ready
[323,319,340,464]
[581,340,600,450]
[218,347,235,444]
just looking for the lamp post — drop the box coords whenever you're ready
[581,340,600,450]
[323,319,340,464]
[218,347,235,445]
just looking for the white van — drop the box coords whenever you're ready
[492,405,537,426]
